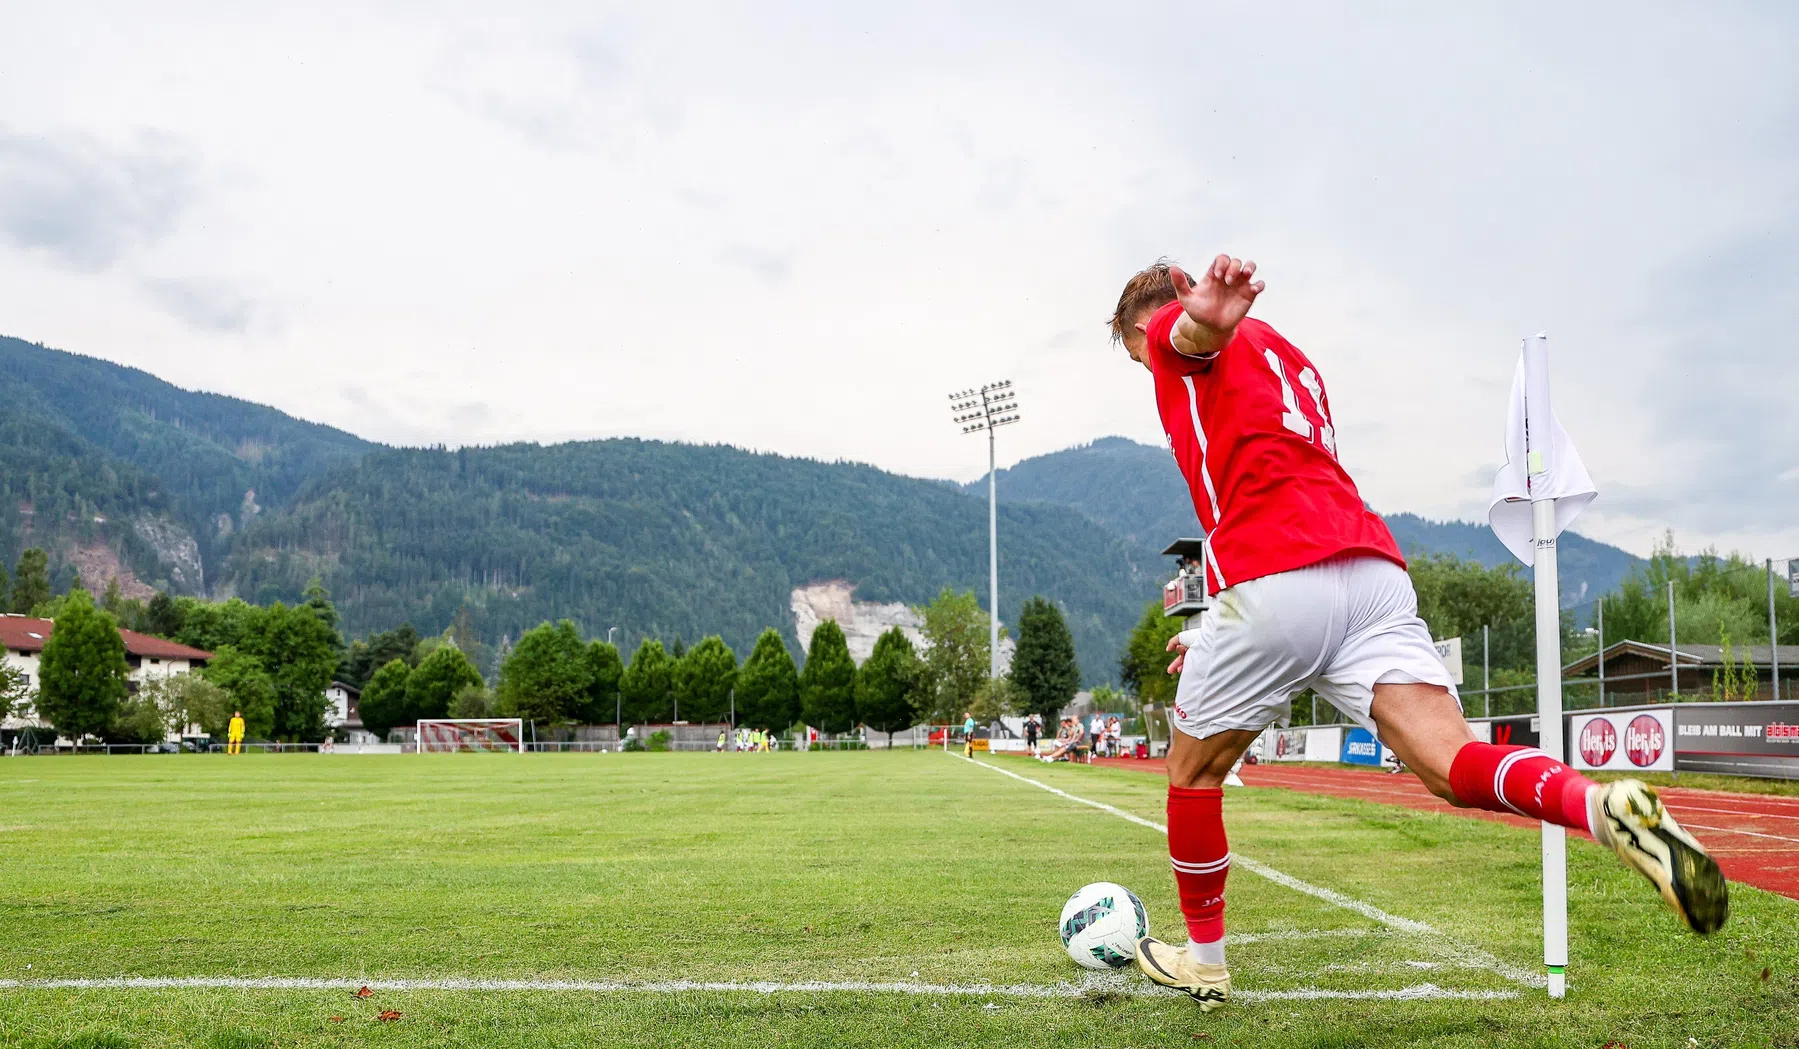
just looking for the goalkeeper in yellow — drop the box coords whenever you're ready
[226,711,245,755]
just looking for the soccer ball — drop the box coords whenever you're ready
[1058,882,1148,970]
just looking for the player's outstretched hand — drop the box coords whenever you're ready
[1168,256,1264,357]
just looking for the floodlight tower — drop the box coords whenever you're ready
[949,381,1021,680]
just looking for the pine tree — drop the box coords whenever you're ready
[1012,596,1081,720]
[674,636,737,723]
[143,592,184,638]
[801,619,857,734]
[736,629,800,731]
[35,589,130,743]
[856,627,922,743]
[357,658,413,738]
[9,548,51,614]
[618,639,674,723]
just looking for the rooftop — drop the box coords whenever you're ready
[0,614,214,662]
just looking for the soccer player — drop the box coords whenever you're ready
[226,711,245,756]
[1110,256,1727,1011]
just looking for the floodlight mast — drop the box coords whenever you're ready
[948,381,1021,680]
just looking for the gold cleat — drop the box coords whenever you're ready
[1591,779,1729,935]
[1134,936,1230,1011]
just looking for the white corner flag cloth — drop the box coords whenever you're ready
[1487,333,1596,566]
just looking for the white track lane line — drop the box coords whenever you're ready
[0,976,1517,1003]
[1681,822,1799,845]
[964,756,1544,988]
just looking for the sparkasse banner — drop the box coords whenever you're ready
[1674,701,1799,780]
[1570,710,1674,772]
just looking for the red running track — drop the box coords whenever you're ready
[1086,757,1799,901]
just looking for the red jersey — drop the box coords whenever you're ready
[1145,302,1403,593]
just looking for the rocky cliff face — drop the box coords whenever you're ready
[132,515,204,593]
[790,581,925,665]
[788,580,1013,672]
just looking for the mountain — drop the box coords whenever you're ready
[225,440,1159,682]
[0,335,374,591]
[975,436,1644,608]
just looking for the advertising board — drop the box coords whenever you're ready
[1268,728,1308,761]
[1673,701,1799,780]
[1340,727,1382,766]
[1570,709,1674,772]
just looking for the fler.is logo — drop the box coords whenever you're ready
[1624,714,1666,767]
[1578,717,1617,767]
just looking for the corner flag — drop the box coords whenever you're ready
[1487,332,1595,1000]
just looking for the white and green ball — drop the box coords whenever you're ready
[1058,882,1148,970]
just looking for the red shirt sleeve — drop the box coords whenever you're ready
[1144,300,1217,376]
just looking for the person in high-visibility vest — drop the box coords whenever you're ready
[226,711,245,755]
[961,712,976,758]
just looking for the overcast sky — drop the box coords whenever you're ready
[2,3,1795,561]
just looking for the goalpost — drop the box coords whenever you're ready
[416,719,526,753]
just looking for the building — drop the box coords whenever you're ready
[0,614,214,735]
[324,680,380,744]
[1564,640,1799,702]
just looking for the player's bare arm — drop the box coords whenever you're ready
[1166,256,1264,358]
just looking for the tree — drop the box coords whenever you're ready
[136,672,231,739]
[35,589,129,743]
[339,623,423,688]
[674,636,737,723]
[579,641,624,724]
[801,619,857,734]
[358,659,413,739]
[174,597,260,654]
[448,604,490,677]
[142,592,185,638]
[736,629,799,731]
[107,690,166,744]
[407,645,484,723]
[102,577,126,620]
[9,548,50,615]
[1409,553,1536,673]
[856,627,922,743]
[242,601,341,741]
[302,577,341,634]
[969,676,1025,724]
[916,587,993,723]
[618,639,674,723]
[1011,596,1081,721]
[200,647,278,739]
[1120,600,1185,707]
[496,620,592,724]
[0,661,30,722]
[448,684,494,718]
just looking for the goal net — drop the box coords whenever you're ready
[416,719,526,753]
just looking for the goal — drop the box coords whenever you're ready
[416,718,526,753]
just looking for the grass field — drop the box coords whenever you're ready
[1,750,1795,1048]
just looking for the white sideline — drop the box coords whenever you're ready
[0,975,1517,1003]
[962,756,1545,988]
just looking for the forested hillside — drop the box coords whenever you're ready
[226,440,1160,682]
[0,335,373,584]
[979,436,1644,608]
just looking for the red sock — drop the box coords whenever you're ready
[1167,785,1230,943]
[1448,742,1594,832]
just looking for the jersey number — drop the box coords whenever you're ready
[1262,350,1337,458]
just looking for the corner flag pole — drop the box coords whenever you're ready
[1521,332,1568,999]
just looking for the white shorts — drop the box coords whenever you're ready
[1169,556,1458,741]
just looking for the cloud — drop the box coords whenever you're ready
[142,278,255,334]
[0,129,197,270]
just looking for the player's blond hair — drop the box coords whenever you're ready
[1108,259,1178,343]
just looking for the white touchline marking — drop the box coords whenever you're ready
[0,976,1517,1003]
[963,756,1545,988]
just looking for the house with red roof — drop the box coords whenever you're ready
[0,614,213,738]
